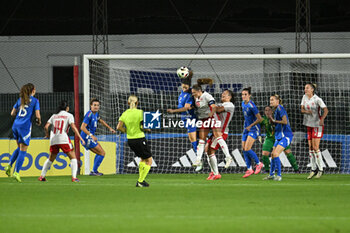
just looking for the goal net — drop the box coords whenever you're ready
[83,54,350,175]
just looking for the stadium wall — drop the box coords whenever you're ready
[2,32,350,93]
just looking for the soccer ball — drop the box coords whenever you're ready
[176,66,190,78]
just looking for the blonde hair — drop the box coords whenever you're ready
[272,94,283,105]
[306,83,317,94]
[128,95,138,109]
[20,83,35,108]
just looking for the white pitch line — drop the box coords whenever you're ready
[1,182,350,187]
[0,213,349,221]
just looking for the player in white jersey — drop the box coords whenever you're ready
[205,89,235,180]
[191,84,233,172]
[301,83,328,179]
[38,100,85,182]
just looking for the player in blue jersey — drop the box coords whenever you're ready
[80,98,116,176]
[241,87,264,178]
[4,83,41,182]
[167,76,197,153]
[264,94,293,181]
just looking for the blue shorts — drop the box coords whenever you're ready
[274,136,293,149]
[12,125,31,146]
[81,135,98,150]
[242,130,259,142]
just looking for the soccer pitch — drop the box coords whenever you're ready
[1,174,350,233]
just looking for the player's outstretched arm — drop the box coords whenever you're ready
[167,103,192,113]
[99,118,116,133]
[70,123,85,145]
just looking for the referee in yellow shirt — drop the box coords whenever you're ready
[117,95,152,187]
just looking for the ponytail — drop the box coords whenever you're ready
[192,78,214,93]
[197,78,213,86]
[20,83,35,108]
[128,95,138,109]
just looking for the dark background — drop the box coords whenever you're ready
[1,0,350,36]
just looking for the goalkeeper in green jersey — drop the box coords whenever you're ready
[260,106,299,172]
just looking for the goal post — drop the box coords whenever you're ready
[83,54,350,175]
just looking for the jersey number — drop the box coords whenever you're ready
[53,120,64,134]
[18,106,28,117]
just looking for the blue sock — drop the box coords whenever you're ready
[191,141,198,153]
[15,150,26,173]
[93,155,104,172]
[243,151,251,169]
[270,158,276,176]
[275,157,282,177]
[247,150,260,164]
[9,148,20,166]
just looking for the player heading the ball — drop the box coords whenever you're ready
[167,67,197,154]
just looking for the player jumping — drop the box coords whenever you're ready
[205,89,235,180]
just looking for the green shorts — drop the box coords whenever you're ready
[262,137,290,152]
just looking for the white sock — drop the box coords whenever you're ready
[205,153,213,172]
[71,159,78,178]
[196,140,205,161]
[209,154,219,175]
[309,150,316,171]
[314,150,323,172]
[41,159,53,177]
[217,137,232,159]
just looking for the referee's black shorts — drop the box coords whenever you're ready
[127,137,152,159]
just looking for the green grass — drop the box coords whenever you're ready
[1,174,350,233]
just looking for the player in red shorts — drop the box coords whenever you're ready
[205,90,235,180]
[38,100,85,182]
[192,83,233,172]
[301,83,328,179]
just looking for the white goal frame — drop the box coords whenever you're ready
[83,53,350,175]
